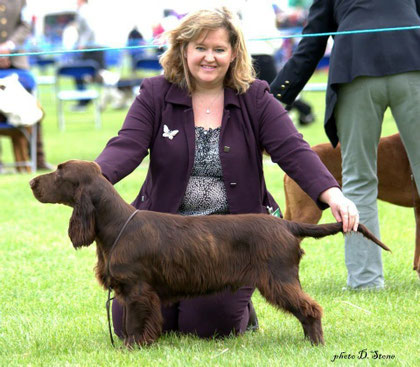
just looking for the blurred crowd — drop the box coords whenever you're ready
[0,0,318,172]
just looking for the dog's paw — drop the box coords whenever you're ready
[309,334,325,346]
[124,334,155,349]
[123,335,136,350]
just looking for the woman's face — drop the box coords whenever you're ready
[185,28,236,90]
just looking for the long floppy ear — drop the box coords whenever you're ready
[68,187,96,248]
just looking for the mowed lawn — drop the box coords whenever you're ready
[0,70,419,366]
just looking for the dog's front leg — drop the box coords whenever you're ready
[122,282,163,348]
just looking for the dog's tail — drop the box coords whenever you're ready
[284,221,391,252]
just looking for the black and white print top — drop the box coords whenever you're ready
[178,127,229,216]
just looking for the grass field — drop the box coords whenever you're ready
[0,70,419,366]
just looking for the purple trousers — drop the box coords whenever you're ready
[112,287,255,338]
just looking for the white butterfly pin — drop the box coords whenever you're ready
[162,124,179,140]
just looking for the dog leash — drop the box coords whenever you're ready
[106,288,116,347]
[105,209,139,347]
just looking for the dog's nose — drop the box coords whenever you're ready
[29,178,38,189]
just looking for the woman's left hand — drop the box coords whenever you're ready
[0,43,12,68]
[319,187,359,233]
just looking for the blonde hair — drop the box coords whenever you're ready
[159,7,255,94]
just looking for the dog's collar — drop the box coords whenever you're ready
[106,209,140,282]
[108,209,140,264]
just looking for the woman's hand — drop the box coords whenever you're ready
[0,42,12,69]
[319,187,359,233]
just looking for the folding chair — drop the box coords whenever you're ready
[55,61,101,131]
[0,69,38,173]
[0,122,37,173]
[30,55,57,99]
[121,56,163,95]
[133,57,163,77]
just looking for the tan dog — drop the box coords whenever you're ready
[284,133,420,276]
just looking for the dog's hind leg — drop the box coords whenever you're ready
[257,269,324,345]
[284,175,322,223]
[121,282,163,348]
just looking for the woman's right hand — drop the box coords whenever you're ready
[319,187,360,233]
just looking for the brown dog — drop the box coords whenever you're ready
[30,160,390,347]
[284,133,420,276]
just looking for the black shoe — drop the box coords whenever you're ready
[298,113,315,126]
[37,162,54,171]
[246,301,259,332]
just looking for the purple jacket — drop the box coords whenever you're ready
[96,75,338,215]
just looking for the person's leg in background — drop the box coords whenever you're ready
[35,120,53,170]
[389,71,420,196]
[253,54,315,126]
[0,94,51,171]
[252,54,277,84]
[335,76,386,289]
[287,98,315,126]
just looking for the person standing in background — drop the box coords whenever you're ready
[239,0,281,84]
[0,0,30,70]
[72,0,105,111]
[273,0,315,126]
[271,0,420,290]
[0,0,51,170]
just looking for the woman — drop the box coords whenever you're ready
[95,7,358,339]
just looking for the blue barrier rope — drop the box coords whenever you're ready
[0,44,163,58]
[1,25,420,58]
[249,25,420,41]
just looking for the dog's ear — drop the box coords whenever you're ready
[68,187,96,248]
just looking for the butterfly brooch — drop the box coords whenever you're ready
[162,124,179,140]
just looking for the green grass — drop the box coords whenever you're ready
[0,71,419,366]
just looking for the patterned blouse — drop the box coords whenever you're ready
[178,127,229,216]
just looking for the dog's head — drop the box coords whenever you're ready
[30,160,102,248]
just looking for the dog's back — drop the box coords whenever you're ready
[284,133,418,222]
[141,211,390,254]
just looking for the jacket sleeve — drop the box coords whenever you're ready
[9,1,31,47]
[95,78,156,184]
[256,82,339,208]
[270,0,336,104]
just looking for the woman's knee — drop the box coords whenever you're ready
[111,299,124,339]
[177,289,253,338]
[112,299,180,338]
